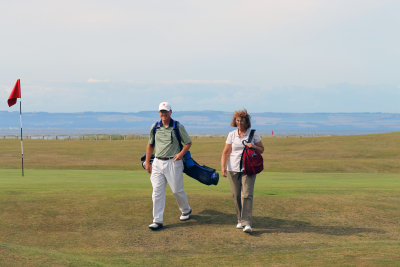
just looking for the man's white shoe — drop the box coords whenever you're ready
[243,225,252,233]
[180,209,192,221]
[148,222,163,230]
[236,223,243,229]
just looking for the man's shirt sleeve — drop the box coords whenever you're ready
[179,124,192,145]
[148,123,156,145]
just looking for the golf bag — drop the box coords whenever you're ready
[140,153,154,169]
[182,152,219,185]
[140,120,219,186]
[240,129,264,175]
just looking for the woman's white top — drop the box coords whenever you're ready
[226,128,261,172]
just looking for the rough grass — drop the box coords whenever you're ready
[1,132,400,173]
[0,169,399,266]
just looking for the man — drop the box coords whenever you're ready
[145,102,192,230]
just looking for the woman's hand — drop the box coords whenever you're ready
[246,141,264,153]
[222,168,227,177]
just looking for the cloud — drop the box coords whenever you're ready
[163,80,234,85]
[87,78,110,83]
[0,85,10,95]
[1,0,399,90]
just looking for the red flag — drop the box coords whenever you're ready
[272,130,274,136]
[8,79,21,107]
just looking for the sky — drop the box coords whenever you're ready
[0,0,399,113]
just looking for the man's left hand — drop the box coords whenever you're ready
[174,153,183,161]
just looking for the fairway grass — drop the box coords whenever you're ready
[2,132,400,173]
[0,170,399,266]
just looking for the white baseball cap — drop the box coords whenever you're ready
[158,102,172,111]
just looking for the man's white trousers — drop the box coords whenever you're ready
[150,158,191,223]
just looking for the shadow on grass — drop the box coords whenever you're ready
[165,209,385,237]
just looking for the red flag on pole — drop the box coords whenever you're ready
[272,130,274,136]
[8,79,21,107]
[7,78,24,176]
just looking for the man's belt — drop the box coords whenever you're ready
[156,157,174,160]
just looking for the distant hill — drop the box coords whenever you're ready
[1,111,399,135]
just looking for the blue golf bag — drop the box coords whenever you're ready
[182,151,219,186]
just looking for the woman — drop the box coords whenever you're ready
[221,109,264,233]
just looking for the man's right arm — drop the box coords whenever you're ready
[145,144,154,174]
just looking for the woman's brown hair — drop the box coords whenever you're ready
[230,109,251,129]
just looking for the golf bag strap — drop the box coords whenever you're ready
[248,129,256,143]
[151,119,183,149]
[174,120,183,150]
[151,120,161,147]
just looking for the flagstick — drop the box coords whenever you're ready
[19,101,24,176]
